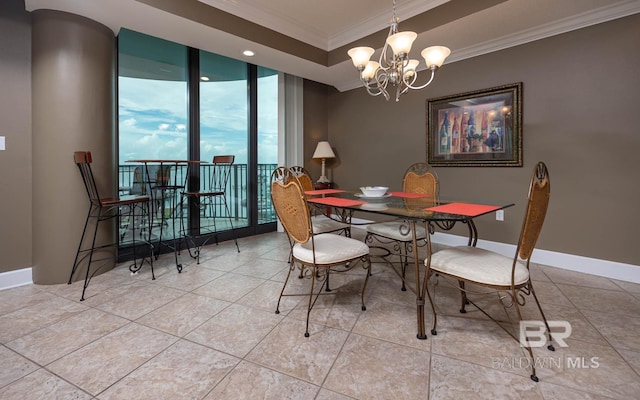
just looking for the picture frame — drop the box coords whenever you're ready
[426,82,522,167]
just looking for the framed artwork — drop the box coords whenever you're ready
[426,82,522,167]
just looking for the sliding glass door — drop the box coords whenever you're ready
[117,29,277,254]
[199,52,249,231]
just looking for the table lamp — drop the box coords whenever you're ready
[312,141,335,183]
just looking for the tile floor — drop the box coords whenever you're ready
[1,230,640,399]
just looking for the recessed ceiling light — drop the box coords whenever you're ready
[200,76,210,81]
[243,50,255,57]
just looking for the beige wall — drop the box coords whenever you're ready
[0,1,32,275]
[320,14,640,266]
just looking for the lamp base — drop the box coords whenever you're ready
[317,175,330,183]
[314,181,333,190]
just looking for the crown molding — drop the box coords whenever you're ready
[448,0,640,64]
[337,0,640,92]
[197,0,328,50]
[199,0,448,51]
[328,0,449,51]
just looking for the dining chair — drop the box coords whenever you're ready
[365,162,438,290]
[288,166,351,287]
[69,151,154,301]
[289,165,351,237]
[180,155,240,265]
[270,167,372,337]
[425,161,555,382]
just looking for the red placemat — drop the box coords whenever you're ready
[307,197,365,207]
[389,191,431,198]
[426,202,501,217]
[304,189,346,196]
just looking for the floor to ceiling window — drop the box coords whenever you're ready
[117,29,277,253]
[198,51,249,231]
[257,66,279,224]
[118,30,189,163]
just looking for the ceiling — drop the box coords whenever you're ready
[25,0,640,92]
[197,0,453,51]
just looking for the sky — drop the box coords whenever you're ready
[118,75,279,166]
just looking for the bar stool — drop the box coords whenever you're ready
[69,151,154,301]
[180,155,240,264]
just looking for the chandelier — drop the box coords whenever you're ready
[347,0,451,102]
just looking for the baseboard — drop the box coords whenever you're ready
[0,268,33,291]
[2,228,639,290]
[351,219,640,284]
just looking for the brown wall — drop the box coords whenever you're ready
[1,0,637,280]
[31,10,116,284]
[320,14,640,266]
[303,80,330,181]
[0,0,116,282]
[0,1,32,274]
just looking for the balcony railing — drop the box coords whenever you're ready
[117,163,278,243]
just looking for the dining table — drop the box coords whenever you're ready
[305,188,514,340]
[125,159,204,272]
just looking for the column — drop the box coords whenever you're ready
[32,10,115,284]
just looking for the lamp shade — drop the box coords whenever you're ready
[403,59,420,78]
[347,47,375,69]
[386,31,417,56]
[312,141,335,159]
[421,46,451,68]
[361,61,380,80]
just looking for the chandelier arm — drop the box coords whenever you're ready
[367,87,387,98]
[379,42,390,67]
[396,78,413,101]
[361,77,388,99]
[400,82,410,96]
[403,72,418,87]
[395,84,404,102]
[379,23,397,68]
[367,82,389,100]
[364,83,384,96]
[404,69,436,90]
[375,69,390,91]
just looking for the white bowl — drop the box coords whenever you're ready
[360,186,389,197]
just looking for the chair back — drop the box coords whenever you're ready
[74,151,102,204]
[289,166,314,192]
[403,163,438,196]
[130,164,171,195]
[130,165,146,195]
[517,162,551,261]
[270,167,312,244]
[209,155,235,192]
[155,165,173,187]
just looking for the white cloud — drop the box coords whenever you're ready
[118,75,278,165]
